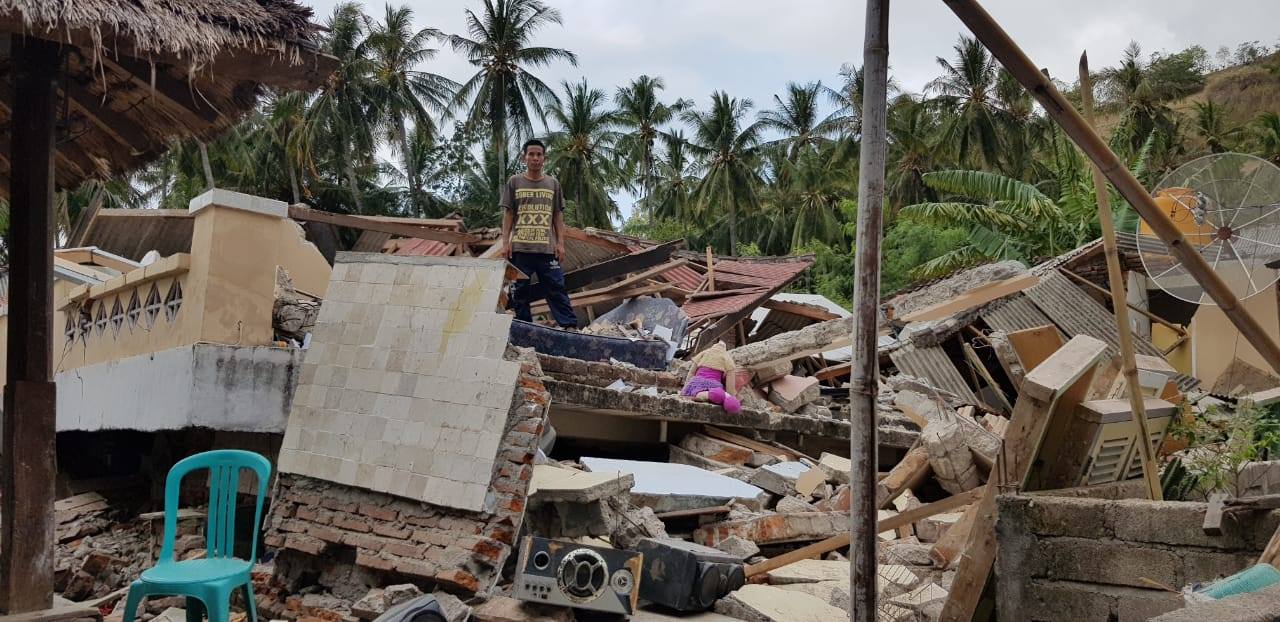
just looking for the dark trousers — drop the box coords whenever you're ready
[510,252,578,328]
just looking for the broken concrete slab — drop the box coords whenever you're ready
[750,461,812,496]
[766,559,849,585]
[667,445,755,482]
[776,581,849,611]
[776,496,819,513]
[714,584,847,622]
[769,375,820,413]
[679,433,755,465]
[714,535,760,560]
[352,584,425,620]
[894,390,949,427]
[915,511,965,543]
[582,457,769,513]
[888,582,948,615]
[430,591,472,622]
[753,358,794,384]
[816,485,851,512]
[694,512,845,547]
[527,464,634,503]
[816,453,851,486]
[794,467,826,497]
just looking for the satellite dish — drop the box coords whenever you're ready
[1135,153,1280,305]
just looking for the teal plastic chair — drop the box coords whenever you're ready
[121,450,271,622]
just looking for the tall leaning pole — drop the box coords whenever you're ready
[850,0,890,619]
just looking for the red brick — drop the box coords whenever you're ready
[393,558,439,579]
[516,465,533,481]
[294,493,322,506]
[491,478,522,495]
[513,419,542,435]
[402,513,439,528]
[295,506,320,522]
[283,534,327,556]
[358,503,398,522]
[435,569,480,593]
[423,531,454,548]
[308,525,344,544]
[383,541,426,558]
[264,534,285,548]
[472,538,505,566]
[507,498,524,513]
[488,527,515,545]
[372,523,411,539]
[355,550,396,572]
[320,497,357,513]
[332,514,372,533]
[342,532,386,552]
[279,519,308,534]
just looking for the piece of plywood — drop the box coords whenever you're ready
[1006,325,1065,375]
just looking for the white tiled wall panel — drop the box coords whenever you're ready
[278,253,518,511]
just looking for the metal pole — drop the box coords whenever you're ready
[0,35,59,614]
[940,0,1280,378]
[1079,52,1162,500]
[850,0,890,618]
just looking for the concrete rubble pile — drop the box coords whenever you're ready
[39,216,1280,622]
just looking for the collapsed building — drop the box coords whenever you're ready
[8,188,1280,621]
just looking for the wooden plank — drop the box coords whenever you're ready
[100,56,221,126]
[900,273,1040,323]
[0,604,103,622]
[744,487,984,577]
[1203,493,1228,536]
[655,505,732,520]
[876,445,931,508]
[814,362,852,382]
[1260,524,1280,566]
[704,426,795,461]
[529,283,677,315]
[565,240,682,291]
[53,493,105,514]
[1006,325,1065,376]
[929,499,980,569]
[288,205,479,245]
[939,335,1107,622]
[761,299,841,322]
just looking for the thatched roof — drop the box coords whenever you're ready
[0,0,337,194]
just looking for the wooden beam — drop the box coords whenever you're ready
[288,205,479,245]
[744,487,983,578]
[1060,268,1186,337]
[99,55,222,127]
[875,444,931,509]
[704,426,799,461]
[529,283,676,315]
[1,35,59,615]
[941,0,1280,378]
[815,362,852,382]
[1203,492,1228,536]
[761,299,841,321]
[565,240,683,291]
[59,78,152,151]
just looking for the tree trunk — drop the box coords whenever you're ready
[399,119,423,216]
[345,155,364,215]
[286,154,301,205]
[494,74,507,201]
[198,141,215,190]
[724,169,737,256]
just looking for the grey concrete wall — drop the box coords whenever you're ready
[996,494,1279,622]
[56,343,299,432]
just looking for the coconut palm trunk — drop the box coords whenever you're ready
[198,141,215,190]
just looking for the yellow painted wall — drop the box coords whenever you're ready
[3,193,333,380]
[1190,286,1280,389]
[1152,323,1192,376]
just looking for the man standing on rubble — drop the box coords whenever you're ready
[501,139,578,329]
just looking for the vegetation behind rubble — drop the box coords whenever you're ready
[5,1,1279,301]
[1162,400,1280,500]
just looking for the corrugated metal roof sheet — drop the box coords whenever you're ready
[889,343,981,405]
[682,291,766,322]
[389,237,456,257]
[77,209,194,261]
[982,295,1058,334]
[1023,271,1165,358]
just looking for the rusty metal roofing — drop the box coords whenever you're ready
[388,237,456,257]
[981,295,1058,334]
[889,343,981,405]
[682,291,768,322]
[1023,271,1165,358]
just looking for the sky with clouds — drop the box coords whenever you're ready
[306,0,1280,218]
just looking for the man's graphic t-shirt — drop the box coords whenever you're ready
[501,174,564,254]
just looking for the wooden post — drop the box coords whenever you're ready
[851,0,890,619]
[705,246,715,292]
[1,35,60,614]
[940,0,1280,378]
[1079,53,1162,500]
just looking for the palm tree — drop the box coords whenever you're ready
[823,63,899,138]
[545,79,624,229]
[297,2,378,213]
[759,82,831,160]
[1253,112,1280,165]
[649,130,697,227]
[683,92,764,255]
[767,143,852,251]
[448,0,577,195]
[1193,100,1243,154]
[615,75,689,215]
[886,97,941,213]
[367,4,459,216]
[927,36,1002,169]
